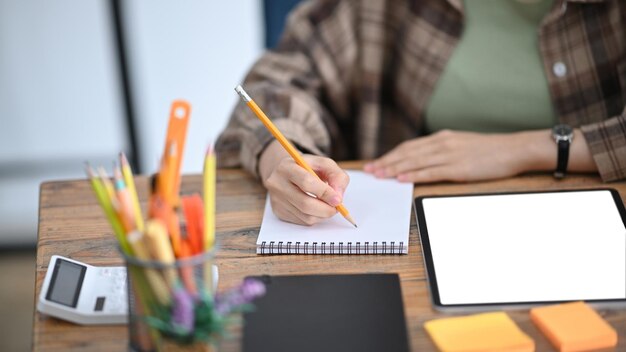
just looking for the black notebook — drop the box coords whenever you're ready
[243,274,410,352]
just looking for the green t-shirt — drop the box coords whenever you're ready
[425,0,556,133]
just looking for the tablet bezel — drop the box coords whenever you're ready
[414,188,626,312]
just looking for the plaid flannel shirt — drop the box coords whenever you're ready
[216,0,626,182]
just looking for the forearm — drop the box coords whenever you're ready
[520,129,597,173]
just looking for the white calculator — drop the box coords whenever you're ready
[38,255,220,325]
[38,255,128,325]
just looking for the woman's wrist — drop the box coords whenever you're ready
[513,128,597,174]
[516,129,555,173]
[568,129,597,172]
[258,140,290,183]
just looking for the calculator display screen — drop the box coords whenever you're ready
[46,259,86,308]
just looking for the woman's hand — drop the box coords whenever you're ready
[364,129,596,183]
[259,140,350,225]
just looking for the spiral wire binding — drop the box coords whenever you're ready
[258,241,405,254]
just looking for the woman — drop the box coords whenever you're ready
[217,0,626,225]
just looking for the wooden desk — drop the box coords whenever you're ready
[32,164,626,351]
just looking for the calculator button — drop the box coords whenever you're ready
[94,297,106,311]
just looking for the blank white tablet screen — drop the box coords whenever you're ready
[422,190,626,305]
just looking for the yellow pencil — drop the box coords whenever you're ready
[85,164,132,254]
[113,166,136,233]
[97,166,118,209]
[203,145,216,250]
[234,85,357,227]
[120,153,144,232]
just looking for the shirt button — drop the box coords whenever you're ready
[553,62,567,77]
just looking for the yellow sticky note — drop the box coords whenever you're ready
[424,312,535,352]
[530,301,618,352]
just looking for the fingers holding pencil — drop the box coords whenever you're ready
[236,85,357,227]
[263,151,348,226]
[270,195,329,226]
[235,85,357,227]
[276,156,345,207]
[307,155,350,198]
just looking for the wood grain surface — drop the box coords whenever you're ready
[32,163,626,351]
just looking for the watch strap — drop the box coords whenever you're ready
[554,139,570,178]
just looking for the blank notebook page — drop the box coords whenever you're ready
[422,190,626,305]
[256,170,414,254]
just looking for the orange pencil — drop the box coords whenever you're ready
[235,85,357,227]
[149,196,182,256]
[181,195,204,255]
[158,140,177,203]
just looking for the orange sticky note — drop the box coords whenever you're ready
[530,301,617,352]
[424,312,535,352]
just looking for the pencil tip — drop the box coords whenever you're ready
[113,165,122,178]
[120,152,129,166]
[85,163,95,177]
[205,143,214,157]
[344,215,358,228]
[354,224,358,228]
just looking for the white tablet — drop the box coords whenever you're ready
[414,188,626,312]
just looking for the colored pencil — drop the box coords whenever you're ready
[97,166,119,210]
[127,231,171,305]
[120,152,144,232]
[85,164,132,254]
[149,196,182,256]
[114,166,136,233]
[181,194,204,255]
[203,145,216,250]
[143,219,179,287]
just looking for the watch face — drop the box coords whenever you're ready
[552,124,574,141]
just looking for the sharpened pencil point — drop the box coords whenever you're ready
[344,214,358,228]
[85,162,96,178]
[205,141,214,157]
[120,152,129,168]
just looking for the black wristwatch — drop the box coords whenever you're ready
[551,124,574,179]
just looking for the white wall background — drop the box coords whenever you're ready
[123,0,263,174]
[0,0,126,246]
[0,0,126,163]
[0,0,263,245]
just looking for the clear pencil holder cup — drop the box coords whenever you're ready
[122,248,218,352]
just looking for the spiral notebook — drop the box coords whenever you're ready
[243,274,410,352]
[256,170,414,254]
